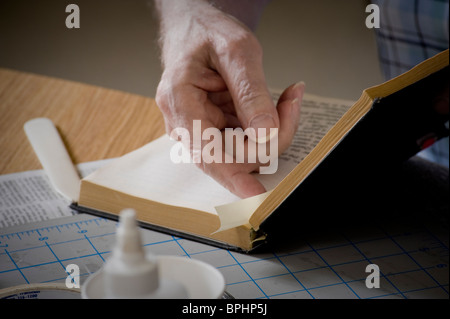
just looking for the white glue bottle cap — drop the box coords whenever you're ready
[103,209,189,298]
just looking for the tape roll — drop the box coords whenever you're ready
[0,283,81,299]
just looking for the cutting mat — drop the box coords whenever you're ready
[0,211,448,299]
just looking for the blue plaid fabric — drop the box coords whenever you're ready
[371,0,449,167]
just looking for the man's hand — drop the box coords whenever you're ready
[155,0,305,198]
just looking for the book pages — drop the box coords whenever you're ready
[215,93,354,231]
[255,93,353,191]
[82,93,354,232]
[83,135,242,215]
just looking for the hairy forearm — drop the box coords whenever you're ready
[209,0,271,31]
[154,0,270,32]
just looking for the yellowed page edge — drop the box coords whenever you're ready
[213,191,272,233]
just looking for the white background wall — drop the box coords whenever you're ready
[0,0,383,101]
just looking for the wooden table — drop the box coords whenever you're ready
[0,68,165,174]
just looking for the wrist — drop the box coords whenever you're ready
[155,0,211,67]
[155,0,209,32]
[209,0,271,31]
[154,0,269,32]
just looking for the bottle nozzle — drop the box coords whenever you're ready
[114,209,145,258]
[120,209,137,230]
[102,209,189,299]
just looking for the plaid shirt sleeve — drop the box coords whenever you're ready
[371,0,449,167]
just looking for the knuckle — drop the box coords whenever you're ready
[155,78,181,117]
[155,79,179,134]
[232,30,261,53]
[215,29,262,61]
[155,90,171,116]
[163,119,173,136]
[237,81,264,106]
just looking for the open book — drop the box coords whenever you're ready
[74,50,449,252]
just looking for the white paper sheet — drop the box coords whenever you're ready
[0,160,112,228]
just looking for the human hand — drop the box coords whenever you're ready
[155,0,305,198]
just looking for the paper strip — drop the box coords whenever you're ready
[213,191,271,233]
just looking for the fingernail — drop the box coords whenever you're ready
[249,114,276,143]
[294,81,306,89]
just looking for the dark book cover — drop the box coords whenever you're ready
[261,66,449,245]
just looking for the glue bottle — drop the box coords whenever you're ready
[102,209,189,299]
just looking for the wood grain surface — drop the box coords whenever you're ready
[0,68,165,174]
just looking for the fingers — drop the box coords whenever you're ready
[201,160,266,198]
[278,81,306,105]
[210,31,279,142]
[276,82,305,153]
[156,78,228,135]
[225,170,267,198]
[201,82,305,198]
